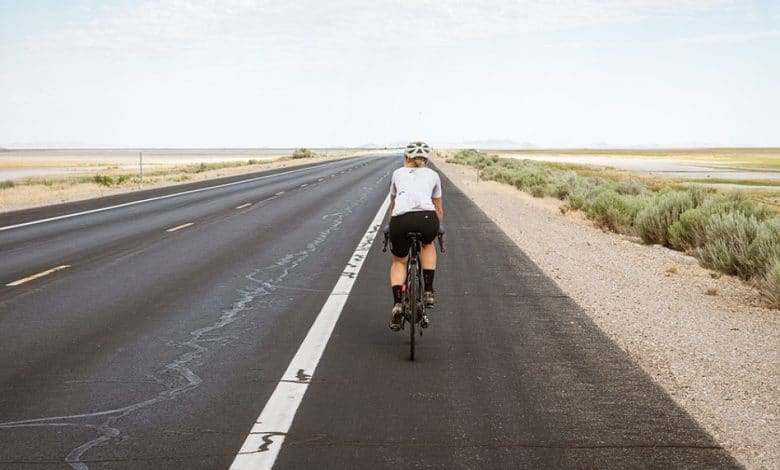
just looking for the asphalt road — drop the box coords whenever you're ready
[0,154,739,469]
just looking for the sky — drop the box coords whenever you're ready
[1,0,779,148]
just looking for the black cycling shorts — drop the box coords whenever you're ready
[389,210,439,258]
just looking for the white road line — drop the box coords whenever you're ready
[274,191,286,196]
[0,159,360,233]
[166,222,194,232]
[236,203,252,209]
[299,183,308,188]
[6,265,71,287]
[230,194,390,470]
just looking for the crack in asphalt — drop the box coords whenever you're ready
[0,171,389,469]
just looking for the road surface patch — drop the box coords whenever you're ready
[230,194,391,469]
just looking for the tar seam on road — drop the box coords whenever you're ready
[5,264,71,287]
[0,159,355,233]
[229,194,391,470]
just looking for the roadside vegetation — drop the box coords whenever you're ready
[448,149,780,309]
[292,148,315,159]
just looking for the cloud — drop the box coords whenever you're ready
[672,30,780,44]
[19,0,734,59]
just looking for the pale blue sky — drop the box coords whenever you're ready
[1,0,778,148]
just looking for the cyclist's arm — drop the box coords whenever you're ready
[432,197,442,222]
[387,194,396,223]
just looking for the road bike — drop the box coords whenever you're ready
[383,230,445,361]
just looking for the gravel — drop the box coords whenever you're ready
[434,156,779,470]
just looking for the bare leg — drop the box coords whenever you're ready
[420,242,437,270]
[390,256,408,286]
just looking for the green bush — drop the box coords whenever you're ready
[699,212,760,280]
[292,148,315,159]
[748,217,780,277]
[530,185,545,198]
[0,180,14,189]
[669,207,710,252]
[585,190,649,233]
[759,260,780,309]
[93,175,114,186]
[635,190,697,246]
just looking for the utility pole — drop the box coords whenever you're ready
[139,151,144,189]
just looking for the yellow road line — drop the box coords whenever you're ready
[166,222,194,232]
[6,265,71,287]
[236,203,252,209]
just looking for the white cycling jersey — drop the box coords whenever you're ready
[389,167,442,217]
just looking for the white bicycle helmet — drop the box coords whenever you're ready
[404,141,432,159]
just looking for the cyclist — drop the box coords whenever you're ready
[385,141,443,332]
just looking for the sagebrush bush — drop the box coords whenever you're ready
[0,180,14,189]
[747,217,780,277]
[530,185,545,198]
[292,148,315,159]
[585,190,649,233]
[635,190,697,246]
[710,190,774,221]
[669,207,710,252]
[699,212,760,280]
[759,260,780,309]
[93,175,114,186]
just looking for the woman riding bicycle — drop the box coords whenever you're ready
[386,141,443,332]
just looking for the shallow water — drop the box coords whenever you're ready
[509,155,780,183]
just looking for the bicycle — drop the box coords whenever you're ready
[383,230,445,361]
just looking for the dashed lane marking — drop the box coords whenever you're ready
[166,222,194,232]
[275,191,286,196]
[6,265,71,287]
[0,158,369,233]
[236,203,252,209]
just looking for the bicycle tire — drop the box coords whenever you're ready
[408,258,418,361]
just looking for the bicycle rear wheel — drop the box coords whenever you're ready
[408,259,419,361]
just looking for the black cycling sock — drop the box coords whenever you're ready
[392,285,403,304]
[423,269,435,292]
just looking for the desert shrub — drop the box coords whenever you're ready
[635,190,697,245]
[747,217,780,277]
[247,159,259,165]
[616,179,649,196]
[530,185,545,198]
[93,175,114,186]
[758,260,780,309]
[686,184,710,207]
[585,190,649,233]
[0,180,14,189]
[292,148,315,159]
[709,190,774,221]
[669,207,710,252]
[115,175,130,184]
[699,212,760,280]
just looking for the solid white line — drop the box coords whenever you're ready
[166,222,194,232]
[6,265,71,287]
[0,159,359,233]
[230,194,391,470]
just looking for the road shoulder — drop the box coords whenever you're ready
[433,156,779,469]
